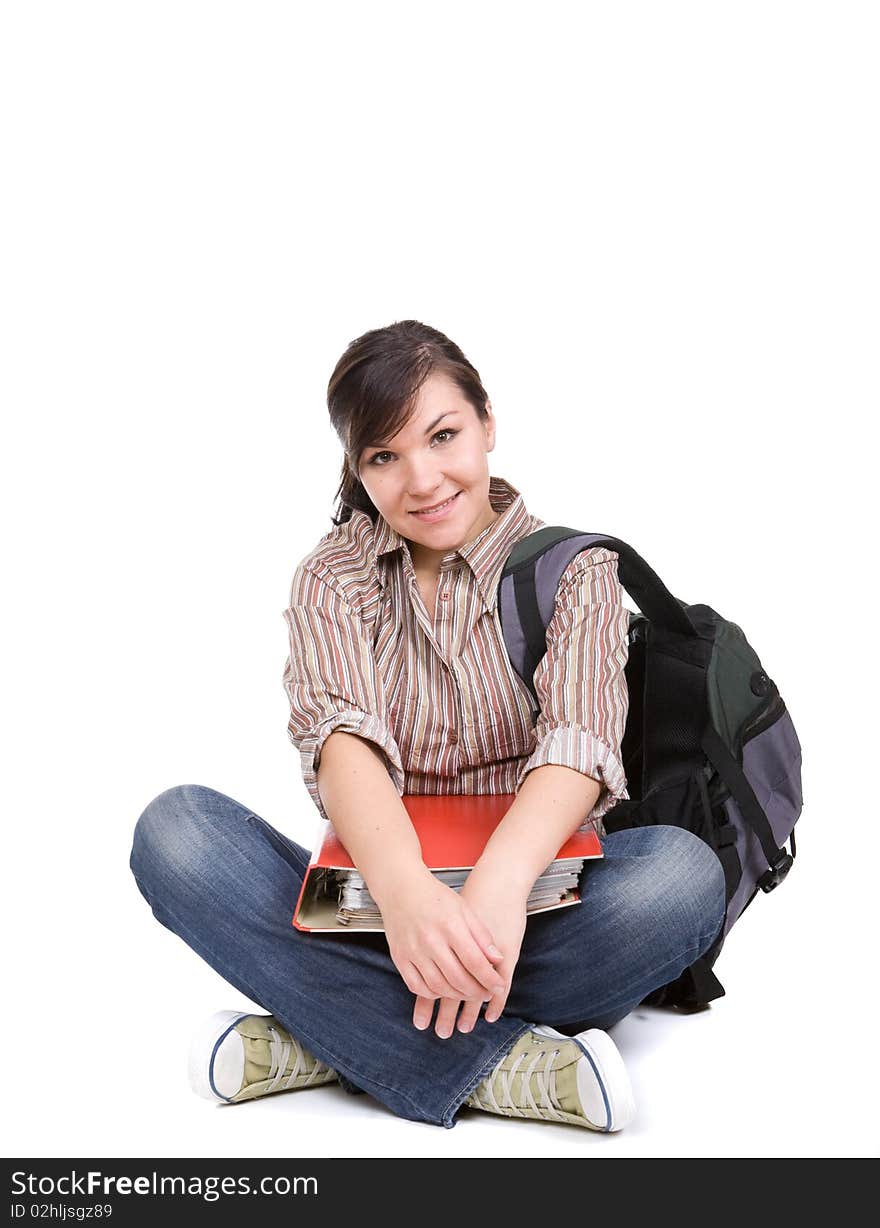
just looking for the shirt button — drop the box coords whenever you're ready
[448,731,459,744]
[440,593,450,601]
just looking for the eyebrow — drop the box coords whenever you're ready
[368,412,458,450]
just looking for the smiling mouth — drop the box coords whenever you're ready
[410,493,460,514]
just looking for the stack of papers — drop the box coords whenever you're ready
[332,858,587,927]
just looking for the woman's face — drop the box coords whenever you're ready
[357,370,498,575]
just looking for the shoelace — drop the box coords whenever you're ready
[473,1045,566,1122]
[266,1025,332,1092]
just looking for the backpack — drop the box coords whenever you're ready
[497,527,803,1013]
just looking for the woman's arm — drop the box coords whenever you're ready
[283,563,408,824]
[476,543,629,894]
[509,546,630,829]
[466,762,602,897]
[317,730,428,906]
[317,730,506,1024]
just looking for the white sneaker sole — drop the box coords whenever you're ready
[532,1023,636,1132]
[188,1009,250,1102]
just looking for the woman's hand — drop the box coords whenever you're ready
[378,870,507,1027]
[412,872,530,1037]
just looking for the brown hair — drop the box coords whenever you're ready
[327,319,491,526]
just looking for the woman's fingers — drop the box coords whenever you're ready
[433,997,463,1038]
[399,944,491,1003]
[400,958,441,1002]
[483,976,511,1022]
[455,939,506,995]
[460,902,506,966]
[384,881,506,1004]
[433,918,506,996]
[410,953,476,1002]
[431,942,504,1000]
[455,997,484,1034]
[412,994,490,1036]
[412,993,437,1031]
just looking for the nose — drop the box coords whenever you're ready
[405,457,447,499]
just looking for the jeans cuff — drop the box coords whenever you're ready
[337,1071,367,1096]
[439,1019,534,1129]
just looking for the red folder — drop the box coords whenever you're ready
[292,793,603,933]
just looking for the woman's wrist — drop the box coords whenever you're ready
[369,858,435,911]
[464,855,534,904]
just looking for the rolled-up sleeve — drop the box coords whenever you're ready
[514,546,630,830]
[282,562,405,820]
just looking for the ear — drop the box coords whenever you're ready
[483,401,497,451]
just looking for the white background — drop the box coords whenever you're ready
[2,1,877,1160]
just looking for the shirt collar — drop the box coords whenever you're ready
[368,475,540,614]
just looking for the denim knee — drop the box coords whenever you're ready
[130,783,221,889]
[648,824,727,956]
[605,824,726,968]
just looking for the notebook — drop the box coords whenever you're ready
[291,793,603,933]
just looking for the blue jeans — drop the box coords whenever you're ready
[129,784,726,1129]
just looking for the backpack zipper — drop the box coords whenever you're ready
[702,685,787,817]
[736,688,786,756]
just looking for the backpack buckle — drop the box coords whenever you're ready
[758,850,794,892]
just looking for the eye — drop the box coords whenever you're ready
[367,428,458,466]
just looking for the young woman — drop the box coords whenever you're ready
[130,320,726,1133]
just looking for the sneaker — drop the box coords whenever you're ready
[464,1023,635,1132]
[188,1010,338,1104]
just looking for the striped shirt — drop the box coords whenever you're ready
[282,475,630,838]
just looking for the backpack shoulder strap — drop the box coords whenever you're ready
[503,528,697,634]
[499,528,697,708]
